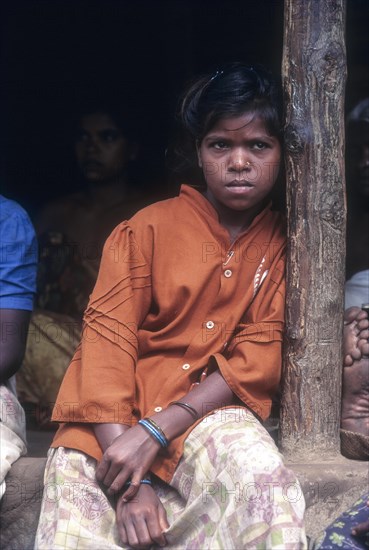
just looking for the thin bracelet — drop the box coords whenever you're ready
[169,401,199,420]
[138,419,167,447]
[142,418,169,447]
[138,419,169,448]
[124,478,152,487]
[144,417,168,441]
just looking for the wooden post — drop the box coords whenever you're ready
[279,0,347,459]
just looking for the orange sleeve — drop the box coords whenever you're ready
[211,256,285,420]
[51,221,152,425]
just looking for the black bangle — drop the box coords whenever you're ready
[169,401,199,420]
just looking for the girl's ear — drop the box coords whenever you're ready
[196,140,203,168]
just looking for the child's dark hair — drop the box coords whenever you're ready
[180,62,283,142]
[169,62,284,193]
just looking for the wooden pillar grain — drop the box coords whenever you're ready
[279,0,347,459]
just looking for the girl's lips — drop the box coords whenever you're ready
[226,180,254,188]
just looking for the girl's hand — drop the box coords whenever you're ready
[116,484,169,548]
[95,424,161,500]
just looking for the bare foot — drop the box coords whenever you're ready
[342,308,369,437]
[343,307,369,367]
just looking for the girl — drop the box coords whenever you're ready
[35,63,307,549]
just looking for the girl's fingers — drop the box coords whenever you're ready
[158,502,170,532]
[118,521,128,546]
[134,519,153,549]
[146,512,167,547]
[125,519,141,548]
[95,456,110,481]
[96,456,123,487]
[121,474,142,501]
[107,467,132,494]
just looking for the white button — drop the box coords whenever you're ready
[154,406,162,412]
[206,320,215,329]
[224,269,232,278]
[182,363,190,370]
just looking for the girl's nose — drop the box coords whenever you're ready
[228,149,252,172]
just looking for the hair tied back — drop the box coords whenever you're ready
[208,69,224,84]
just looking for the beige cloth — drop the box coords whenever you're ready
[0,385,27,500]
[35,409,307,549]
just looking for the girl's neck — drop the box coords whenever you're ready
[203,190,266,241]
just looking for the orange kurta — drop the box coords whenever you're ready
[51,184,286,483]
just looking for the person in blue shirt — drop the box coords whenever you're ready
[0,194,37,500]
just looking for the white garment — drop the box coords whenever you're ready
[345,269,369,309]
[0,384,27,500]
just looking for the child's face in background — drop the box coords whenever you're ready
[197,113,281,214]
[74,112,133,185]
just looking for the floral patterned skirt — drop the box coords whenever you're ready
[35,408,307,549]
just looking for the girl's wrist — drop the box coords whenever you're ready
[138,418,169,448]
[149,404,198,441]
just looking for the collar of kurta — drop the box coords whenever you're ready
[179,183,274,242]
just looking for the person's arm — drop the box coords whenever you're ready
[94,369,231,546]
[96,255,285,500]
[0,201,37,384]
[95,370,235,499]
[93,423,131,452]
[0,308,31,384]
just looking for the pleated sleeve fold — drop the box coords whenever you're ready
[51,222,152,425]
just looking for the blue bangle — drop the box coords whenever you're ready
[124,478,152,487]
[140,479,152,485]
[141,419,168,447]
[138,419,169,448]
[138,419,166,447]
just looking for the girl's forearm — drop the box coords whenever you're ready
[93,423,131,452]
[150,370,235,441]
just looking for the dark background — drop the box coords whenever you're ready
[1,0,368,216]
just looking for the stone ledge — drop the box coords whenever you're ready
[0,457,46,550]
[289,456,369,543]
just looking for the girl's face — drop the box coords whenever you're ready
[74,112,135,184]
[197,113,281,216]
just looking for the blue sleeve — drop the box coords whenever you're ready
[0,199,38,310]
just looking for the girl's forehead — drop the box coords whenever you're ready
[206,113,270,135]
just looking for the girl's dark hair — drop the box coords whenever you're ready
[168,62,284,194]
[180,62,283,142]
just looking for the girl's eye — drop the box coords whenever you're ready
[212,141,229,150]
[251,141,268,150]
